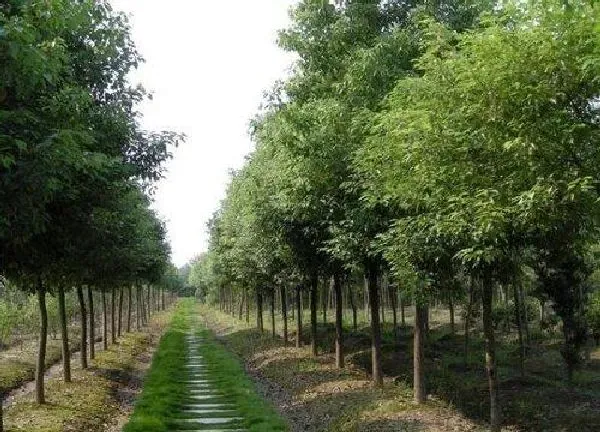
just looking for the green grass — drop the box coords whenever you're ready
[123,301,190,432]
[124,299,287,432]
[193,325,288,431]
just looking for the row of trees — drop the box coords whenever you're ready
[191,1,600,430]
[0,1,183,430]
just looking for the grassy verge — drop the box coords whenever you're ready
[122,301,190,432]
[193,324,288,431]
[4,309,173,432]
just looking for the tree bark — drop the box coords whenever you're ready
[367,262,383,386]
[146,285,151,322]
[310,273,318,357]
[256,290,264,332]
[483,277,501,431]
[102,291,108,350]
[36,277,48,404]
[414,304,427,403]
[465,279,474,365]
[281,285,288,345]
[76,286,88,369]
[322,279,328,325]
[88,287,95,360]
[296,286,303,348]
[57,285,71,382]
[334,272,344,369]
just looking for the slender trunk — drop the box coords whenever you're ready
[58,285,71,382]
[390,282,398,339]
[111,287,116,344]
[36,278,48,404]
[310,273,318,357]
[414,304,427,403]
[256,290,264,332]
[334,272,344,369]
[520,285,530,344]
[127,285,132,333]
[539,299,545,323]
[449,297,455,335]
[245,287,250,324]
[513,284,525,378]
[483,277,501,431]
[136,285,142,330]
[348,283,358,331]
[381,274,386,324]
[102,291,108,350]
[271,290,276,339]
[88,287,95,360]
[238,291,244,320]
[161,287,165,311]
[322,280,327,325]
[146,285,150,322]
[296,286,303,348]
[76,286,88,369]
[118,288,124,337]
[364,276,369,321]
[465,279,474,365]
[400,293,406,327]
[367,262,383,386]
[281,285,288,345]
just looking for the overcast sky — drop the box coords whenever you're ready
[110,1,296,267]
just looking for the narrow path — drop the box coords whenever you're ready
[172,332,246,431]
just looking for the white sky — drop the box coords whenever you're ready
[110,1,296,267]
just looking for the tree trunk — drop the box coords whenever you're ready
[381,274,386,324]
[102,291,108,350]
[367,262,383,386]
[245,287,250,324]
[348,282,358,331]
[513,284,525,378]
[364,276,369,321]
[334,272,344,369]
[88,287,95,360]
[57,285,71,383]
[390,282,398,339]
[271,290,276,339]
[296,286,303,348]
[111,287,116,344]
[136,285,141,330]
[118,287,123,337]
[281,285,288,345]
[127,285,132,333]
[483,277,501,431]
[238,291,244,320]
[76,286,88,369]
[520,285,530,344]
[400,293,406,327]
[146,285,150,322]
[322,279,328,325]
[414,304,427,403]
[36,278,48,404]
[256,290,264,332]
[310,273,318,357]
[161,287,165,310]
[449,297,455,335]
[465,279,474,365]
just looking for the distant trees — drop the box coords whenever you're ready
[0,0,183,428]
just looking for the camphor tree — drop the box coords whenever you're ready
[356,1,600,428]
[0,0,182,425]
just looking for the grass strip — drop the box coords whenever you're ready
[195,323,288,431]
[123,300,191,432]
